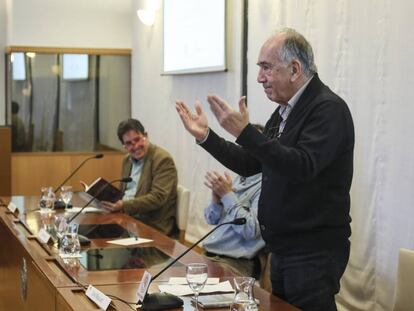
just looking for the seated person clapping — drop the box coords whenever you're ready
[202,170,265,279]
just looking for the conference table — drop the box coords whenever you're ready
[0,194,299,311]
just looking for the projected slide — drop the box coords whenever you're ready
[163,0,226,74]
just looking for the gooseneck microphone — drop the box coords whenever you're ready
[140,217,247,310]
[53,153,104,193]
[67,177,132,224]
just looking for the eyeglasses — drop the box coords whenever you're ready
[123,136,146,148]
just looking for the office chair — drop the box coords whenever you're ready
[176,184,190,240]
[393,248,414,311]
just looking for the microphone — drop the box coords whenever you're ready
[140,218,246,310]
[67,177,132,224]
[53,154,104,193]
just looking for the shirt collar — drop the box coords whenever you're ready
[279,75,313,119]
[130,156,143,165]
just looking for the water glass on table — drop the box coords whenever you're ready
[39,211,56,236]
[230,277,258,311]
[59,223,80,258]
[60,185,73,210]
[54,215,68,243]
[186,263,208,310]
[39,186,55,213]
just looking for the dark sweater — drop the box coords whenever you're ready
[200,75,354,253]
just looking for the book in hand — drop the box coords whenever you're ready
[84,177,123,203]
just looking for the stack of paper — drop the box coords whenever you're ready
[65,207,104,214]
[158,278,234,296]
[106,237,153,246]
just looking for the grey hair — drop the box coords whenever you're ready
[275,28,317,77]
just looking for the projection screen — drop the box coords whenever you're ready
[163,0,226,75]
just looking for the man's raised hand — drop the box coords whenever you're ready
[175,100,209,141]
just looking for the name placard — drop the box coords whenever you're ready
[37,228,51,244]
[86,285,111,310]
[137,271,152,302]
[7,202,18,213]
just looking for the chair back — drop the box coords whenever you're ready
[393,248,414,310]
[176,184,190,231]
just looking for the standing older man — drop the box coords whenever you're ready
[100,118,178,236]
[176,28,354,310]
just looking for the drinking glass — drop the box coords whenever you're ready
[186,263,208,310]
[40,210,55,235]
[60,186,73,210]
[39,186,55,213]
[54,215,68,242]
[230,277,258,311]
[59,223,80,257]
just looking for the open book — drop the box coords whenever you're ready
[84,177,123,203]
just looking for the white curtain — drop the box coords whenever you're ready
[132,1,414,310]
[247,1,414,310]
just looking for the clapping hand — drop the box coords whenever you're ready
[204,171,233,203]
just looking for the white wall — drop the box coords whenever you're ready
[7,0,132,48]
[131,0,244,242]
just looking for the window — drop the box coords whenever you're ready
[62,54,89,80]
[6,47,131,152]
[12,52,26,81]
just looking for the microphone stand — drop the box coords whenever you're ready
[66,177,131,245]
[54,153,104,194]
[140,218,246,311]
[53,154,103,209]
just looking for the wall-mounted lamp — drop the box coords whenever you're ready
[137,9,156,26]
[136,0,159,26]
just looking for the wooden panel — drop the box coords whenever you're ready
[56,289,99,311]
[58,282,299,311]
[56,292,75,311]
[0,218,27,311]
[0,217,56,311]
[26,259,56,311]
[11,151,125,195]
[0,127,11,196]
[69,153,126,189]
[56,288,100,311]
[12,154,71,195]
